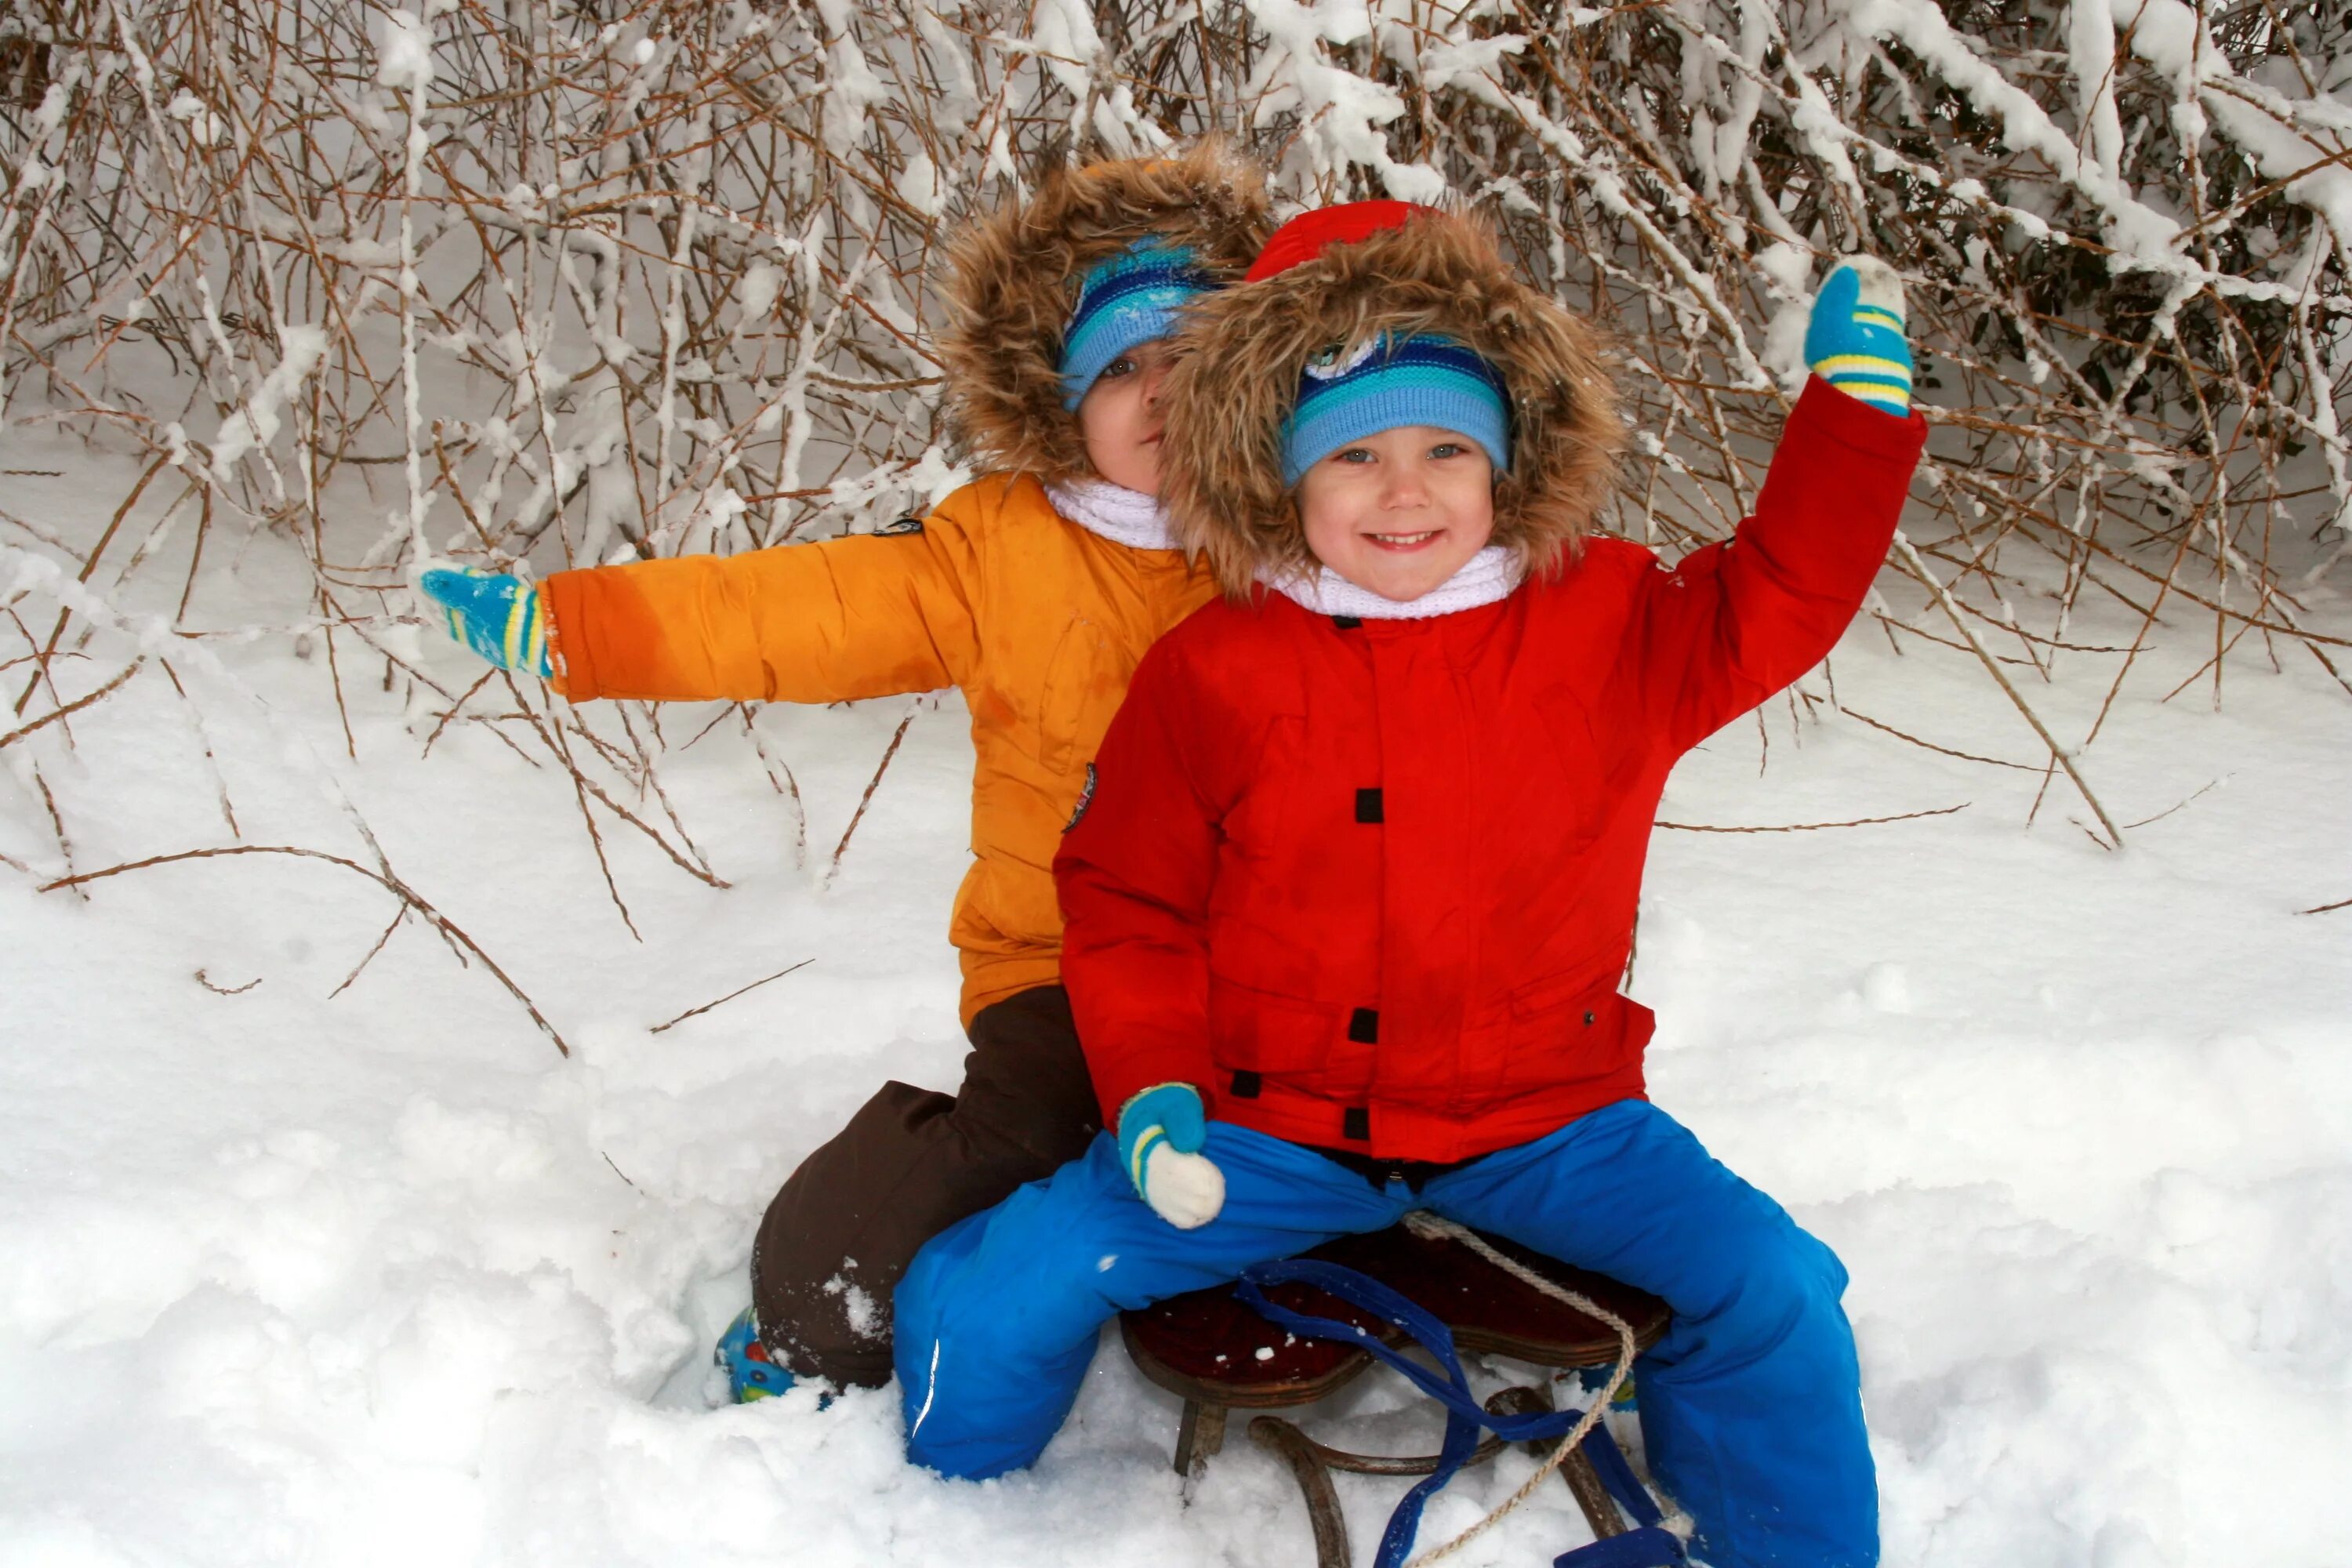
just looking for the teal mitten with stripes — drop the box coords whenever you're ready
[419,568,552,678]
[1805,257,1914,416]
[1116,1083,1225,1230]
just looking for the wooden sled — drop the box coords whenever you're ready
[1119,1223,1671,1567]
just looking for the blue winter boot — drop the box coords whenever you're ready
[716,1307,795,1403]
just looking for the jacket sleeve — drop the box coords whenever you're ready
[536,503,985,704]
[1632,376,1927,752]
[1053,637,1225,1126]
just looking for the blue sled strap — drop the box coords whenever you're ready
[1236,1258,1686,1568]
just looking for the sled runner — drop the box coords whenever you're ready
[1120,1218,1676,1566]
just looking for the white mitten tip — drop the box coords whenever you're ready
[1842,256,1906,322]
[1142,1144,1225,1230]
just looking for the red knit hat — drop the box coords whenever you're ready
[1243,201,1432,282]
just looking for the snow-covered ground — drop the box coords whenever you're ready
[3,429,2347,1568]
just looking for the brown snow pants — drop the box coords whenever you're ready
[748,983,1101,1389]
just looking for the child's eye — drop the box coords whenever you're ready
[1334,447,1374,464]
[1101,356,1136,379]
[1429,442,1466,459]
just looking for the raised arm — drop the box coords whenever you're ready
[1634,263,1928,751]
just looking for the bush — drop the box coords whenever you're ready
[2,0,2346,872]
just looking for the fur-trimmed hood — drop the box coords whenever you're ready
[938,143,1272,483]
[1159,208,1624,597]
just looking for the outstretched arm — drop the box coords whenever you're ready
[1635,261,1929,750]
[537,514,982,704]
[419,505,985,706]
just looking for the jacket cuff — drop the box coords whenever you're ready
[1795,374,1930,466]
[1092,1054,1216,1131]
[539,569,597,699]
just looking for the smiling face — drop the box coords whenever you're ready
[1076,338,1178,496]
[1294,425,1497,601]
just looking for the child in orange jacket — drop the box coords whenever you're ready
[419,146,1269,1395]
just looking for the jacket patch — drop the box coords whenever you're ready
[1065,762,1097,832]
[877,515,926,536]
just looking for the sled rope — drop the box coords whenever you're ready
[1238,1223,1691,1567]
[1396,1210,1679,1567]
[1237,1246,1686,1568]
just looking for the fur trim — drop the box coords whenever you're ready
[1159,209,1624,597]
[937,142,1272,483]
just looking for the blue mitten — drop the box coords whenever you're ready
[1116,1083,1225,1229]
[419,568,553,678]
[1805,257,1914,416]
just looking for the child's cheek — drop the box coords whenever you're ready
[1296,492,1345,569]
[1459,486,1497,543]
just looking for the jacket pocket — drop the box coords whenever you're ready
[1208,973,1342,1076]
[1488,975,1649,1096]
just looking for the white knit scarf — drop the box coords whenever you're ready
[1045,477,1521,619]
[1044,479,1180,551]
[1261,544,1522,621]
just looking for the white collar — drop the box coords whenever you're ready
[1261,545,1522,621]
[1044,479,1179,551]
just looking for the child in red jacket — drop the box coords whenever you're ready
[893,205,1926,1568]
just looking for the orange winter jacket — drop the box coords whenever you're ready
[539,474,1220,1024]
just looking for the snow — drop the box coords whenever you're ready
[823,1274,882,1341]
[209,326,329,481]
[2,421,2347,1566]
[5,0,2352,1540]
[895,154,941,220]
[375,11,436,95]
[820,35,885,158]
[165,89,228,149]
[1836,0,2186,270]
[1243,0,1448,203]
[2112,0,2352,273]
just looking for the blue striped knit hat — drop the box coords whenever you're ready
[1058,241,1216,409]
[1280,333,1511,485]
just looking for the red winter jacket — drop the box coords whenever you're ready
[1054,380,1928,1163]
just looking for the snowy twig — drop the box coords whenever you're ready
[648,956,814,1036]
[825,699,921,888]
[40,844,573,1056]
[1,0,2346,986]
[0,655,140,750]
[1890,532,2126,848]
[1655,802,1970,833]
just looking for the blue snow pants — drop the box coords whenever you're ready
[894,1098,1875,1568]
